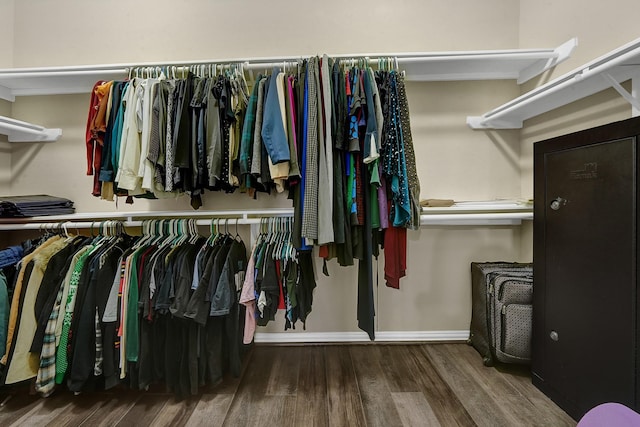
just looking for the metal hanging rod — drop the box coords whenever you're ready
[0,210,533,231]
[0,217,291,232]
[0,209,296,231]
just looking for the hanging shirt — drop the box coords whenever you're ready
[99,81,127,201]
[115,78,145,194]
[140,78,160,191]
[261,72,290,192]
[285,75,301,180]
[261,69,291,165]
[87,81,112,197]
[317,55,335,245]
[239,75,260,179]
[301,58,320,243]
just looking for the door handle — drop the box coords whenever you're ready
[550,197,567,211]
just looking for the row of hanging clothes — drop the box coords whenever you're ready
[86,63,250,208]
[240,217,316,339]
[85,56,421,339]
[0,217,306,398]
[84,56,421,232]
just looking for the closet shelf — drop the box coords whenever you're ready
[467,37,640,129]
[0,115,62,142]
[0,40,577,102]
[0,204,533,231]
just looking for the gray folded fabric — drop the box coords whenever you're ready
[420,199,455,208]
[0,194,75,217]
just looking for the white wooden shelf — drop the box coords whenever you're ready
[468,37,640,129]
[0,203,533,231]
[0,115,62,142]
[420,201,532,225]
[0,41,576,102]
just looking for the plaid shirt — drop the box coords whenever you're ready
[35,281,65,396]
[302,57,319,241]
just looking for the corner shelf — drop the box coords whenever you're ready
[0,115,62,142]
[0,40,577,102]
[467,37,640,129]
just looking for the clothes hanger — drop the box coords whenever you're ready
[207,219,216,246]
[61,221,70,239]
[234,218,241,241]
[283,218,293,261]
[157,219,174,248]
[184,218,196,244]
[133,220,149,248]
[145,219,159,246]
[171,219,183,247]
[224,218,231,238]
[267,217,276,245]
[274,218,285,260]
[173,219,184,246]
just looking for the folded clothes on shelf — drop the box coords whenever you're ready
[420,199,455,207]
[0,195,75,217]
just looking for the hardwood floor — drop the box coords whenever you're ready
[0,344,576,427]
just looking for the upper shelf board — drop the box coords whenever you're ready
[0,40,577,102]
[468,37,640,129]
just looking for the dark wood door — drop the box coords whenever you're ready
[541,137,636,416]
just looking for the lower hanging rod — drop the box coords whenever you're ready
[0,217,284,231]
[0,211,532,232]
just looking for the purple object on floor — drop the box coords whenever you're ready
[578,403,640,427]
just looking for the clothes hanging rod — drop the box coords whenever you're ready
[0,218,286,231]
[0,208,296,224]
[0,51,555,74]
[0,211,532,231]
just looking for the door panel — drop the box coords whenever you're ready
[544,137,636,413]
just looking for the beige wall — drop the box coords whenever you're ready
[13,0,628,335]
[0,1,14,194]
[12,0,520,68]
[0,0,14,68]
[0,100,11,195]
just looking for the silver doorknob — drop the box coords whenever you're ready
[550,197,566,211]
[550,331,559,341]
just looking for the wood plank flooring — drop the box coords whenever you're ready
[0,344,576,427]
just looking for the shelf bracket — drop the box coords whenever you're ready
[632,71,640,117]
[0,116,62,142]
[518,38,578,84]
[0,84,14,102]
[466,115,523,130]
[602,72,640,113]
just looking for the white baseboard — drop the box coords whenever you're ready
[254,330,470,344]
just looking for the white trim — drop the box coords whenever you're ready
[254,330,470,344]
